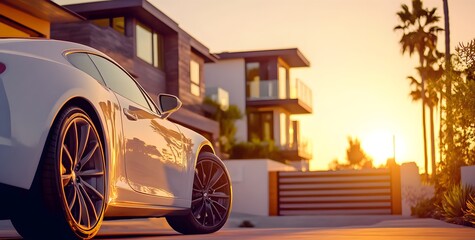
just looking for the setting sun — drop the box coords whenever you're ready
[361,131,404,167]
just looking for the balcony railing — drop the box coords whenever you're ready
[280,137,313,160]
[247,79,313,108]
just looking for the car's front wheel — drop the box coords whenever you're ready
[166,152,232,234]
[11,106,106,239]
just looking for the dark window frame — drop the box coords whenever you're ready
[190,59,201,96]
[90,17,126,35]
[135,21,164,70]
[247,111,274,142]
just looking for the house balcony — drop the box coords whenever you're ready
[246,79,312,114]
[279,137,312,161]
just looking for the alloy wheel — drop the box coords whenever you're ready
[191,159,231,228]
[60,116,105,230]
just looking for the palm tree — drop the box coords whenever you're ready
[394,0,443,176]
[442,0,454,170]
[443,0,451,64]
[407,51,444,178]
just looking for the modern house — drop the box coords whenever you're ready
[51,0,220,152]
[0,0,82,38]
[205,48,313,170]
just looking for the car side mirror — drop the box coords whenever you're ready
[158,94,182,119]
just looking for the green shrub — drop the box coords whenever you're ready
[411,197,436,218]
[464,195,475,225]
[230,141,280,161]
[203,97,243,154]
[441,184,475,225]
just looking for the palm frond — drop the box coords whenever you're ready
[407,75,421,86]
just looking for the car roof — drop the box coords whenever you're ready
[0,38,107,63]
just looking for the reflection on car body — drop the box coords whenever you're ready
[0,39,232,240]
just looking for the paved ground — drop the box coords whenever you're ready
[1,213,475,239]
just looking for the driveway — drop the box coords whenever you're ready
[1,214,474,239]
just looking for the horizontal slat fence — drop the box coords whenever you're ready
[269,167,401,216]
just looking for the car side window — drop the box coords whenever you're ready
[66,52,106,85]
[144,92,159,113]
[88,54,152,111]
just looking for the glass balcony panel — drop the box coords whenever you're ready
[247,79,312,108]
[278,119,312,159]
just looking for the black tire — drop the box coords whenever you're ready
[166,152,232,234]
[11,106,106,239]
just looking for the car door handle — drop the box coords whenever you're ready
[123,108,138,121]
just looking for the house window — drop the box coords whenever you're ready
[135,22,164,69]
[280,113,287,146]
[190,59,200,96]
[248,111,273,142]
[246,62,260,82]
[112,17,125,34]
[246,62,260,98]
[246,61,273,98]
[91,17,125,35]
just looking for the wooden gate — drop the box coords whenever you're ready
[269,167,401,216]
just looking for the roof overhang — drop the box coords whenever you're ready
[191,38,218,63]
[3,0,84,23]
[64,0,216,62]
[217,48,310,67]
[64,0,179,34]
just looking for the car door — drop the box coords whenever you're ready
[88,54,189,202]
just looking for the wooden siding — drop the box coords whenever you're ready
[269,167,402,216]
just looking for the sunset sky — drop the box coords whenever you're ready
[56,0,475,171]
[151,0,475,171]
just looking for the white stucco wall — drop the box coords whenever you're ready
[400,162,434,216]
[462,165,475,187]
[224,159,296,216]
[205,59,247,142]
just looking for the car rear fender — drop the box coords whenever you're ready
[0,52,118,190]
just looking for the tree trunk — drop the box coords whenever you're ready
[419,51,429,177]
[443,0,451,62]
[430,105,436,179]
[442,0,453,169]
[422,99,428,176]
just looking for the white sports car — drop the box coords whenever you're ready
[0,38,232,239]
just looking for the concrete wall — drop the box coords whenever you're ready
[400,162,434,216]
[205,59,247,142]
[462,165,475,187]
[224,159,295,216]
